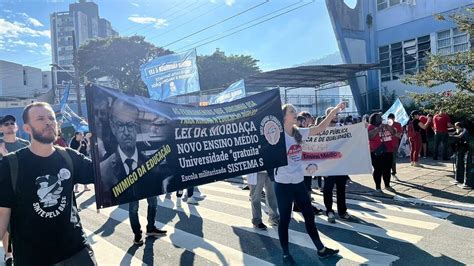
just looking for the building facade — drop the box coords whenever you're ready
[326,0,473,114]
[0,60,51,98]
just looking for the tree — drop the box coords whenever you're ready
[402,8,473,92]
[197,49,261,91]
[78,36,171,96]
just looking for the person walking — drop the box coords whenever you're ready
[407,111,432,167]
[450,122,471,189]
[387,113,403,180]
[368,113,397,193]
[433,109,453,160]
[176,187,199,207]
[274,103,345,265]
[248,171,280,230]
[322,108,353,223]
[0,115,30,266]
[0,102,97,265]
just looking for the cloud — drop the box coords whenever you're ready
[7,39,39,48]
[128,16,168,29]
[225,0,236,6]
[0,18,50,38]
[41,43,52,56]
[18,12,44,27]
[131,2,140,7]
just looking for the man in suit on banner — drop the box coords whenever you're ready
[99,98,166,245]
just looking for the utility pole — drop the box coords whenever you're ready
[72,31,83,116]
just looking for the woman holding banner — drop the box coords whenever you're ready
[274,103,345,265]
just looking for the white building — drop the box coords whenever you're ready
[0,60,50,98]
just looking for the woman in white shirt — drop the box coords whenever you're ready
[275,102,345,265]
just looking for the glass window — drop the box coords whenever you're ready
[389,0,401,6]
[377,0,388,10]
[437,28,470,55]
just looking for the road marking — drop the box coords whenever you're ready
[78,197,273,266]
[191,191,424,244]
[83,228,145,265]
[202,182,450,221]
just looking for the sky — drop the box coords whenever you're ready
[0,0,358,71]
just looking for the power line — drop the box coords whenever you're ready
[177,0,315,52]
[175,0,304,52]
[160,0,270,48]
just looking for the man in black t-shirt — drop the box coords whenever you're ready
[0,102,96,266]
[0,114,30,266]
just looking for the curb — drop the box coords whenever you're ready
[393,195,474,212]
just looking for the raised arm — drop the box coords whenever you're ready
[0,207,11,240]
[309,102,345,136]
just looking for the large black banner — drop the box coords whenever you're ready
[86,84,287,208]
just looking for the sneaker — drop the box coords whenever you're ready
[241,185,250,190]
[165,193,171,200]
[339,212,354,221]
[413,162,423,168]
[187,197,199,205]
[385,186,396,193]
[327,212,336,223]
[253,222,267,231]
[194,193,206,200]
[176,197,182,207]
[146,227,167,237]
[458,184,472,190]
[268,219,279,226]
[449,180,459,185]
[410,162,415,166]
[133,233,143,245]
[318,247,340,258]
[282,254,296,265]
[4,256,13,266]
[373,189,384,196]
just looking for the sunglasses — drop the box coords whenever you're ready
[2,121,15,126]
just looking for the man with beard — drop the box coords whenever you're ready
[0,115,30,266]
[0,102,96,265]
[99,99,167,245]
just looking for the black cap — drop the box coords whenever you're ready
[0,115,16,124]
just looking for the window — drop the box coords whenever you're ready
[437,28,470,55]
[378,35,431,82]
[377,0,388,10]
[377,0,410,11]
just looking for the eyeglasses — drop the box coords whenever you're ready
[2,122,15,126]
[111,119,137,132]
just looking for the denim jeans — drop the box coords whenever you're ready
[249,172,279,225]
[434,132,449,160]
[129,197,157,234]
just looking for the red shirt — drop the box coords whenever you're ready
[433,114,451,133]
[391,121,403,147]
[368,124,395,153]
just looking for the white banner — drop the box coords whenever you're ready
[301,123,372,176]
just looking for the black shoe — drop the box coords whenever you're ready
[146,227,167,237]
[282,254,296,265]
[292,204,301,212]
[242,185,250,190]
[318,247,339,258]
[5,257,13,266]
[134,233,144,245]
[253,223,267,231]
[312,206,323,215]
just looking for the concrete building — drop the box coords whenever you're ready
[326,0,473,114]
[0,60,48,98]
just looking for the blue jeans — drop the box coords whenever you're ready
[129,197,157,234]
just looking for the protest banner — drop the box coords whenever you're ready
[382,98,409,126]
[209,79,246,105]
[301,123,372,176]
[140,49,200,101]
[86,84,287,208]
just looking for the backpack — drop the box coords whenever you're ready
[407,120,417,139]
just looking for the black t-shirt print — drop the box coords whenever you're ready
[0,148,94,265]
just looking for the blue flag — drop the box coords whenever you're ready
[382,98,410,126]
[61,104,89,132]
[140,49,201,101]
[59,84,71,111]
[209,80,246,105]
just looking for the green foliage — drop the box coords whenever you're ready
[197,49,261,91]
[402,7,474,92]
[408,91,474,120]
[77,36,171,96]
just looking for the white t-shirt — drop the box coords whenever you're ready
[274,128,310,184]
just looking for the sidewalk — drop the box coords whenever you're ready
[346,157,474,208]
